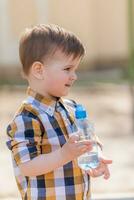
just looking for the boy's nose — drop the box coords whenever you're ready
[70,73,77,81]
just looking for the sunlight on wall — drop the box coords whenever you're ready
[8,0,38,39]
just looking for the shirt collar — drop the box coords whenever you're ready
[26,87,65,116]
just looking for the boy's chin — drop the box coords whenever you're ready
[55,92,68,98]
[61,91,69,97]
[51,90,70,98]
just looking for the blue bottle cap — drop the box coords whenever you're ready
[75,104,87,119]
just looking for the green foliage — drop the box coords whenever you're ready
[127,63,134,81]
[128,0,134,82]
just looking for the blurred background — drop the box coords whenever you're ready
[0,0,134,199]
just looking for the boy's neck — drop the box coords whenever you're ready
[28,85,60,101]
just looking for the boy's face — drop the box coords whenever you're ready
[41,50,81,98]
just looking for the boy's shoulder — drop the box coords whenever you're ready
[6,101,43,139]
[8,99,40,127]
[15,101,39,118]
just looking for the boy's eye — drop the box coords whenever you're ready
[64,68,70,71]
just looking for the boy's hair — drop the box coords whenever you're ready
[19,24,85,75]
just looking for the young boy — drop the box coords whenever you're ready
[6,24,112,200]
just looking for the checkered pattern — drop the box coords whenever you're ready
[6,87,91,200]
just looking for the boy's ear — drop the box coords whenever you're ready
[31,61,45,80]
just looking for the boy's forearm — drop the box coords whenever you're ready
[19,148,70,177]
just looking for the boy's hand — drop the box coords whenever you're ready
[86,157,112,179]
[61,134,93,162]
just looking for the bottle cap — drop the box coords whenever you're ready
[75,104,87,119]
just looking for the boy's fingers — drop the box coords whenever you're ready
[78,140,92,146]
[86,169,103,178]
[100,158,113,165]
[69,134,92,145]
[81,146,89,153]
[86,169,94,177]
[78,141,93,151]
[103,167,110,179]
[69,134,80,143]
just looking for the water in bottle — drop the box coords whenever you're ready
[75,104,100,170]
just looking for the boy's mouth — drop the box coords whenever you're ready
[65,84,72,87]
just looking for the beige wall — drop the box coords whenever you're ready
[48,0,96,62]
[8,0,38,39]
[48,0,128,64]
[0,0,129,68]
[0,0,48,66]
[94,0,128,59]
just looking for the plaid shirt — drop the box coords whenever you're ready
[6,87,91,200]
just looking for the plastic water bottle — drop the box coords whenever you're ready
[75,104,100,170]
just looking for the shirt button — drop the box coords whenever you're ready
[47,107,54,115]
[48,107,52,111]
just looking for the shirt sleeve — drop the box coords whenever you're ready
[6,115,42,165]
